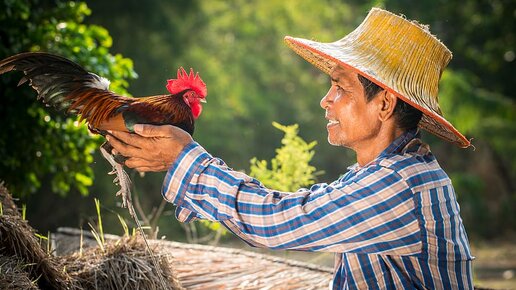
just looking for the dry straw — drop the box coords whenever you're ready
[62,236,183,290]
[0,254,39,290]
[0,182,72,289]
[0,182,182,290]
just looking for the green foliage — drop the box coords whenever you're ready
[380,0,515,99]
[21,204,26,220]
[0,0,136,197]
[450,173,491,237]
[439,70,516,148]
[250,122,319,192]
[117,214,130,237]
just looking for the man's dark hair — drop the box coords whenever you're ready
[357,74,423,130]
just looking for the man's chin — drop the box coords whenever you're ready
[327,130,344,146]
[328,136,352,149]
[327,137,340,147]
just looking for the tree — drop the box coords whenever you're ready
[0,0,137,198]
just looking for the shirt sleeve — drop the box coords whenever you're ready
[162,142,422,255]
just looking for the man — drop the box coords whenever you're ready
[108,8,474,289]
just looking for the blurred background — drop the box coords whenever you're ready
[0,0,514,288]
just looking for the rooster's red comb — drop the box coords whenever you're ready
[166,67,207,97]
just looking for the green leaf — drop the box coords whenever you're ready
[75,172,93,186]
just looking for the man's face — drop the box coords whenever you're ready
[320,67,381,149]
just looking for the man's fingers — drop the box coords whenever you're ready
[106,134,146,158]
[135,166,167,172]
[125,157,163,168]
[108,130,148,149]
[105,125,192,168]
[107,130,133,143]
[124,157,171,172]
[134,124,176,138]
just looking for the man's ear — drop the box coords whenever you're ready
[377,91,398,121]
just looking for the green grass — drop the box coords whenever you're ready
[88,198,105,252]
[117,214,129,237]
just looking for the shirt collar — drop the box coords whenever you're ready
[378,128,420,157]
[346,129,420,172]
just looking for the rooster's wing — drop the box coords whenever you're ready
[0,52,134,129]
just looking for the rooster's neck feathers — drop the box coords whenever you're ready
[166,67,207,97]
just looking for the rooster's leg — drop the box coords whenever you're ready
[99,142,169,288]
[100,142,168,289]
[100,142,135,218]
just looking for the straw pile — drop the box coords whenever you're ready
[62,235,183,290]
[0,182,183,290]
[54,228,334,290]
[0,182,72,289]
[0,254,38,290]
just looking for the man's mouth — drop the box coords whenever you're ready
[326,119,340,128]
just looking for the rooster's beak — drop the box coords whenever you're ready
[200,98,207,103]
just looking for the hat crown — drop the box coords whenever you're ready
[338,8,451,114]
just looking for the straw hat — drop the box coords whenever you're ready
[284,7,471,148]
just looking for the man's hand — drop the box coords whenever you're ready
[107,124,193,172]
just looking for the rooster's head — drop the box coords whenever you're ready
[166,67,207,119]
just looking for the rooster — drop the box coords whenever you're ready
[0,52,208,217]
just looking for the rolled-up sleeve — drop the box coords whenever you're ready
[162,142,421,255]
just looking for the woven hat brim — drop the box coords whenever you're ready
[284,36,471,148]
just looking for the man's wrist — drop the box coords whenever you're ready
[161,142,211,205]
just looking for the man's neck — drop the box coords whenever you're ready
[354,128,405,167]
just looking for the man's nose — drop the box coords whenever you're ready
[320,86,334,109]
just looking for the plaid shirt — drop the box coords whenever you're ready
[162,130,474,289]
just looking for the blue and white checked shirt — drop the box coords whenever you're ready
[162,130,474,289]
